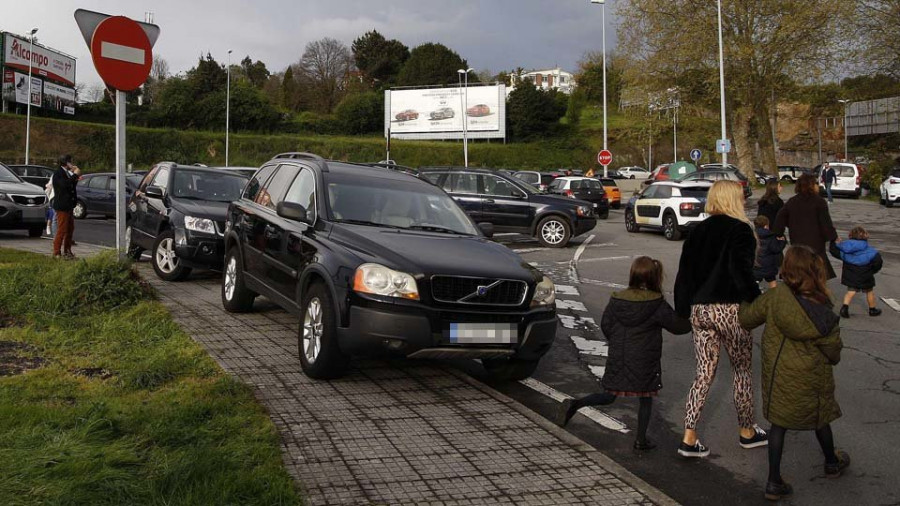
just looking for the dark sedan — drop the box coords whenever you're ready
[73,172,145,219]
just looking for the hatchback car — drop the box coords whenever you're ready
[513,171,557,192]
[645,162,698,186]
[127,163,250,280]
[221,153,558,380]
[617,166,651,179]
[598,178,622,208]
[813,163,861,198]
[547,177,610,219]
[880,167,900,208]
[624,181,712,241]
[429,107,455,120]
[777,165,809,182]
[421,168,597,248]
[74,173,144,219]
[8,164,55,188]
[0,162,47,237]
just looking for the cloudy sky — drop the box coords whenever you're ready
[6,0,617,90]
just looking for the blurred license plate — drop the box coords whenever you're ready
[447,323,517,344]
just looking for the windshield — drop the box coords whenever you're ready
[0,163,23,183]
[504,175,538,194]
[171,169,248,202]
[325,173,479,235]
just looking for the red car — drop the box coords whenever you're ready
[466,104,490,117]
[395,109,419,121]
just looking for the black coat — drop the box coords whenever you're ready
[772,193,838,279]
[757,197,784,227]
[754,228,786,280]
[600,289,691,393]
[829,243,883,290]
[674,214,761,318]
[52,166,79,212]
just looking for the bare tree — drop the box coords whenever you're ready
[857,0,900,78]
[298,37,352,113]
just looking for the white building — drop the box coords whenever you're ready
[509,67,576,95]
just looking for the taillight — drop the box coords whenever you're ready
[565,190,575,198]
[890,178,900,184]
[856,175,861,185]
[680,203,695,211]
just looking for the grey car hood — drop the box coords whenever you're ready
[0,180,44,195]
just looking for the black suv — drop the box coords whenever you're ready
[221,153,558,380]
[127,162,250,280]
[420,168,597,248]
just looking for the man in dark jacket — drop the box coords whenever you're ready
[51,154,81,259]
[822,164,836,203]
[772,174,839,279]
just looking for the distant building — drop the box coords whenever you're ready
[509,67,576,96]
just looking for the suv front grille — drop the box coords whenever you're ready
[431,276,528,307]
[10,195,47,206]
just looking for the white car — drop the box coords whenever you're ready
[814,162,861,198]
[617,166,651,179]
[880,167,900,208]
[624,181,712,241]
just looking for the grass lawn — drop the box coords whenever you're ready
[0,249,301,505]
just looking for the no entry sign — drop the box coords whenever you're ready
[597,149,613,166]
[90,16,152,92]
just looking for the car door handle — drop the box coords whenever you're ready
[484,198,495,203]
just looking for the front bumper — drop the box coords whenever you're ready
[573,216,598,236]
[174,228,225,269]
[0,204,46,230]
[337,295,557,361]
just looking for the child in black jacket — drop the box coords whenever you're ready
[753,215,786,289]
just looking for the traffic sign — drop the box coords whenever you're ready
[89,16,152,91]
[690,148,702,162]
[597,149,613,166]
[716,139,732,154]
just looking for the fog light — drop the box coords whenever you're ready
[200,244,212,255]
[383,338,406,350]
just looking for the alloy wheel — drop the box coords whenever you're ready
[303,298,323,364]
[541,220,565,245]
[224,256,237,301]
[155,237,178,273]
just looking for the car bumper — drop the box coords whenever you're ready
[337,295,557,361]
[174,229,225,269]
[573,216,598,236]
[0,204,46,230]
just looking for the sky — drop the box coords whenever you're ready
[4,0,617,92]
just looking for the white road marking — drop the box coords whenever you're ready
[882,297,900,313]
[570,336,608,357]
[568,234,595,284]
[558,315,578,330]
[518,378,629,434]
[555,284,579,296]
[588,365,606,378]
[580,278,628,289]
[573,234,594,263]
[576,256,632,264]
[555,300,588,312]
[512,247,547,254]
[100,41,146,65]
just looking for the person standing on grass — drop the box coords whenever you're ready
[554,256,691,452]
[674,180,767,458]
[51,154,80,259]
[829,226,883,318]
[757,179,784,226]
[739,245,848,502]
[772,173,839,280]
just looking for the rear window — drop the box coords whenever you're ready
[599,179,616,186]
[680,187,710,199]
[891,169,900,178]
[515,172,539,184]
[832,165,856,177]
[540,174,555,185]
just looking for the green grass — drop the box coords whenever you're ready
[0,249,301,505]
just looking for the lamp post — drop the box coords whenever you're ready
[590,0,608,177]
[25,27,38,165]
[457,68,473,167]
[225,50,233,167]
[716,0,728,166]
[838,99,849,162]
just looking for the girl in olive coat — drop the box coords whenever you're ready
[739,245,849,502]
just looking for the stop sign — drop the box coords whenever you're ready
[90,16,152,91]
[598,149,613,166]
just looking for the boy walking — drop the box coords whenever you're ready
[753,215,786,289]
[830,226,883,317]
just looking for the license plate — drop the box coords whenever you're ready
[446,323,517,344]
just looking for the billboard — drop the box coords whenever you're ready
[385,84,506,140]
[43,81,76,115]
[3,33,76,86]
[2,70,41,107]
[846,96,900,137]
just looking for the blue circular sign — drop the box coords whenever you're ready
[690,149,702,161]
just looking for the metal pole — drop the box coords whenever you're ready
[716,0,728,166]
[844,103,848,161]
[817,119,822,164]
[673,107,677,163]
[115,90,127,259]
[648,115,652,170]
[226,50,232,166]
[602,2,608,177]
[25,29,38,164]
[463,73,469,167]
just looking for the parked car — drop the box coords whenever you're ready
[879,167,900,208]
[467,104,490,117]
[420,168,597,248]
[777,165,809,182]
[624,181,712,241]
[598,178,622,208]
[429,107,455,120]
[616,166,651,179]
[678,168,751,199]
[547,177,610,219]
[395,109,419,121]
[754,170,772,185]
[221,152,558,380]
[8,164,55,188]
[219,166,259,178]
[73,172,145,219]
[0,162,47,237]
[513,171,557,192]
[127,162,250,280]
[812,162,861,198]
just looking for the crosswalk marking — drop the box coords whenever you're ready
[882,297,900,313]
[555,284,579,296]
[518,378,629,434]
[570,336,609,357]
[556,299,588,312]
[588,365,606,379]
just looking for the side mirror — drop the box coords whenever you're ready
[477,222,494,238]
[512,191,526,199]
[145,185,164,199]
[277,201,310,224]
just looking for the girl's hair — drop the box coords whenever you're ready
[629,256,664,293]
[781,245,831,305]
[849,226,869,240]
[759,179,781,205]
[753,215,769,229]
[707,180,751,224]
[795,173,819,196]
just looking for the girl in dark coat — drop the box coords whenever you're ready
[554,257,691,451]
[772,174,839,279]
[830,226,884,318]
[757,179,784,226]
[753,215,787,289]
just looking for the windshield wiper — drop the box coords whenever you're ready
[334,219,403,229]
[405,224,470,235]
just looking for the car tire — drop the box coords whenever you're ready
[781,176,792,181]
[151,229,192,281]
[298,282,348,379]
[72,200,86,219]
[612,202,621,210]
[28,226,43,238]
[482,357,539,381]
[598,209,609,220]
[630,175,636,179]
[222,248,256,313]
[887,199,894,208]
[663,212,682,241]
[536,216,571,248]
[124,225,144,260]
[625,209,640,233]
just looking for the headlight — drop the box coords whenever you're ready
[0,193,11,202]
[184,216,216,234]
[576,205,592,217]
[531,276,556,307]
[353,263,419,300]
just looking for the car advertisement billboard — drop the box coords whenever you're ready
[3,33,76,87]
[43,80,76,115]
[385,84,506,140]
[2,70,41,107]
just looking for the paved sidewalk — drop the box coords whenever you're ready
[1,239,676,505]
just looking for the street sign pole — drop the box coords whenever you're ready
[115,90,126,257]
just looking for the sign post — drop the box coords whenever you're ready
[75,9,158,259]
[690,148,702,164]
[597,149,613,169]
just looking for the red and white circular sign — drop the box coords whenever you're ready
[90,16,152,91]
[597,149,613,166]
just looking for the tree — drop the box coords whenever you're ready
[506,81,567,141]
[299,37,353,113]
[857,1,900,78]
[396,43,474,87]
[617,0,854,175]
[281,66,300,110]
[351,30,409,87]
[240,56,271,88]
[575,51,625,106]
[334,92,383,134]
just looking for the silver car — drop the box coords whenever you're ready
[0,162,49,237]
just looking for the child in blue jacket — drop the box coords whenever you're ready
[830,226,883,318]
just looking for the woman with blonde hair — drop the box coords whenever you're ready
[674,180,766,457]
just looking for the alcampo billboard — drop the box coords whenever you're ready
[385,84,506,140]
[3,33,76,86]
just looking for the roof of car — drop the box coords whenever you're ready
[650,180,713,188]
[554,176,596,181]
[328,161,426,183]
[420,167,506,175]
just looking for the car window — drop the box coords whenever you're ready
[482,175,520,197]
[587,180,604,191]
[515,173,538,184]
[420,172,442,184]
[283,168,317,222]
[600,178,616,186]
[891,169,900,178]
[151,167,170,190]
[89,176,108,189]
[655,185,673,198]
[548,179,565,190]
[641,186,657,199]
[0,163,22,183]
[448,173,479,194]
[256,164,299,210]
[832,165,855,177]
[243,165,276,202]
[140,167,159,189]
[171,169,248,202]
[540,174,555,186]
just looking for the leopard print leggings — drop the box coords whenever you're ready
[684,303,755,430]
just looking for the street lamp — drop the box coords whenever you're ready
[716,0,728,166]
[225,50,233,167]
[838,99,850,162]
[457,68,473,167]
[25,27,38,165]
[590,0,608,177]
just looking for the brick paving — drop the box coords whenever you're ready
[1,237,675,505]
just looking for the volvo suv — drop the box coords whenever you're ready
[221,153,558,380]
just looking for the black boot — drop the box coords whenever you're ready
[869,307,882,317]
[764,481,793,501]
[839,305,850,318]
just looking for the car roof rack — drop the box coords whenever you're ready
[272,152,329,172]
